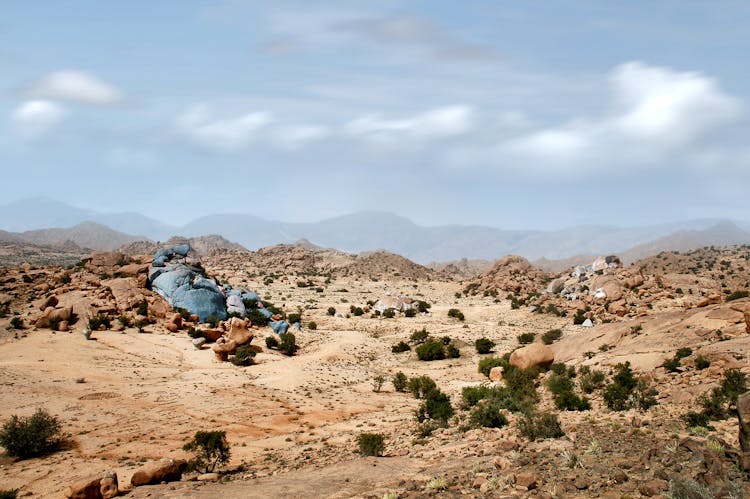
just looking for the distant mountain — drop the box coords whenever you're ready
[1,198,749,263]
[18,222,146,251]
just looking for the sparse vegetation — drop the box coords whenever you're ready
[517,332,536,344]
[230,345,256,366]
[183,430,230,473]
[474,337,495,354]
[392,372,408,392]
[447,308,464,321]
[0,409,64,459]
[357,433,385,456]
[278,333,298,356]
[517,411,564,441]
[9,316,23,329]
[541,328,563,345]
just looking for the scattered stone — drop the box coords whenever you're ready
[130,458,187,487]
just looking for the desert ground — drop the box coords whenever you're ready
[1,243,749,498]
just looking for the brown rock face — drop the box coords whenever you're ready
[467,255,549,296]
[35,305,74,328]
[99,471,118,499]
[66,476,101,499]
[489,366,504,382]
[738,391,750,454]
[130,458,186,487]
[509,344,554,370]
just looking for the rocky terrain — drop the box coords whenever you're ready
[0,244,749,498]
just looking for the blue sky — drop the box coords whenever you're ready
[2,1,750,229]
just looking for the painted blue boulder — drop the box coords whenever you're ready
[269,320,289,335]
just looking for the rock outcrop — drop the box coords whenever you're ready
[509,344,554,370]
[130,458,187,487]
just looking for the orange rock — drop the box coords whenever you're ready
[509,344,554,370]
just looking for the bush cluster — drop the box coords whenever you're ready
[474,338,495,354]
[416,339,460,361]
[0,409,63,459]
[357,433,385,456]
[230,345,256,366]
[603,362,658,411]
[682,368,748,428]
[517,412,564,441]
[517,332,536,345]
[391,341,410,353]
[447,308,465,321]
[541,329,563,345]
[183,430,230,473]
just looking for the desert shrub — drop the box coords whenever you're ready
[675,347,693,359]
[416,340,445,361]
[407,376,438,399]
[372,374,385,393]
[183,430,230,473]
[416,390,454,424]
[117,315,132,328]
[694,355,711,370]
[517,332,536,345]
[350,306,364,316]
[327,307,336,316]
[546,373,574,395]
[174,307,191,320]
[446,344,461,359]
[265,336,279,349]
[517,411,564,441]
[554,390,591,411]
[682,411,711,428]
[726,290,749,302]
[667,477,714,499]
[0,409,63,458]
[0,489,18,499]
[578,367,606,394]
[573,309,587,325]
[478,355,508,378]
[469,400,508,428]
[720,368,747,404]
[475,338,495,354]
[392,372,408,392]
[205,315,219,327]
[541,328,563,345]
[287,313,301,324]
[603,362,657,411]
[447,308,465,321]
[391,341,410,353]
[382,309,395,318]
[410,328,429,344]
[307,321,317,330]
[404,308,417,318]
[230,345,256,366]
[416,300,431,313]
[88,314,111,330]
[662,357,681,372]
[246,308,268,327]
[136,301,148,316]
[9,316,23,329]
[278,333,298,356]
[357,433,385,456]
[461,385,493,408]
[549,363,567,376]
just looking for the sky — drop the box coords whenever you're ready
[1,1,750,229]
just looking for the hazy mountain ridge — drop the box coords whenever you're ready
[1,198,749,262]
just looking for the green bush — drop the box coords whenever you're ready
[307,321,317,330]
[541,329,563,345]
[88,314,111,330]
[0,409,63,458]
[136,301,149,317]
[246,308,269,327]
[407,376,438,399]
[681,411,711,428]
[382,309,395,319]
[230,345,256,366]
[446,344,461,359]
[0,489,19,499]
[461,385,493,408]
[573,309,587,325]
[287,313,301,324]
[391,341,410,353]
[721,368,748,404]
[416,340,446,361]
[554,391,591,411]
[447,308,465,321]
[9,316,23,330]
[675,347,693,359]
[578,367,606,394]
[278,333,298,356]
[327,307,336,316]
[404,308,417,318]
[694,355,711,370]
[517,332,536,345]
[392,372,408,392]
[350,306,364,316]
[410,329,429,344]
[517,411,564,441]
[726,290,749,302]
[416,301,431,313]
[478,355,508,377]
[265,336,279,349]
[546,373,574,395]
[662,357,681,372]
[416,390,454,424]
[603,362,657,411]
[183,430,230,473]
[469,400,508,428]
[475,338,495,354]
[357,433,385,456]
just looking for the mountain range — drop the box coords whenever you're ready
[1,197,750,263]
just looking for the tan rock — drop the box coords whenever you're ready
[489,366,504,382]
[509,343,554,370]
[66,475,101,499]
[99,470,118,499]
[130,458,186,487]
[40,294,59,311]
[169,313,183,328]
[35,306,74,328]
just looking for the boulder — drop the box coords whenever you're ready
[40,295,59,311]
[130,458,186,487]
[227,318,253,345]
[226,294,246,317]
[269,320,289,335]
[738,392,750,454]
[149,263,226,322]
[35,306,74,328]
[99,471,118,499]
[509,344,554,370]
[489,366,504,382]
[66,470,118,499]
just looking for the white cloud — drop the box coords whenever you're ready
[271,124,329,150]
[176,105,274,151]
[483,61,744,173]
[27,70,122,105]
[346,105,473,144]
[11,100,66,139]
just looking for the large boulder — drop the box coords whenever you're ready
[66,470,118,499]
[35,305,74,328]
[739,392,750,454]
[130,458,187,487]
[509,344,554,370]
[226,294,246,317]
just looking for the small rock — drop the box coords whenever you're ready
[197,473,220,482]
[515,473,538,490]
[638,479,668,497]
[192,337,206,349]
